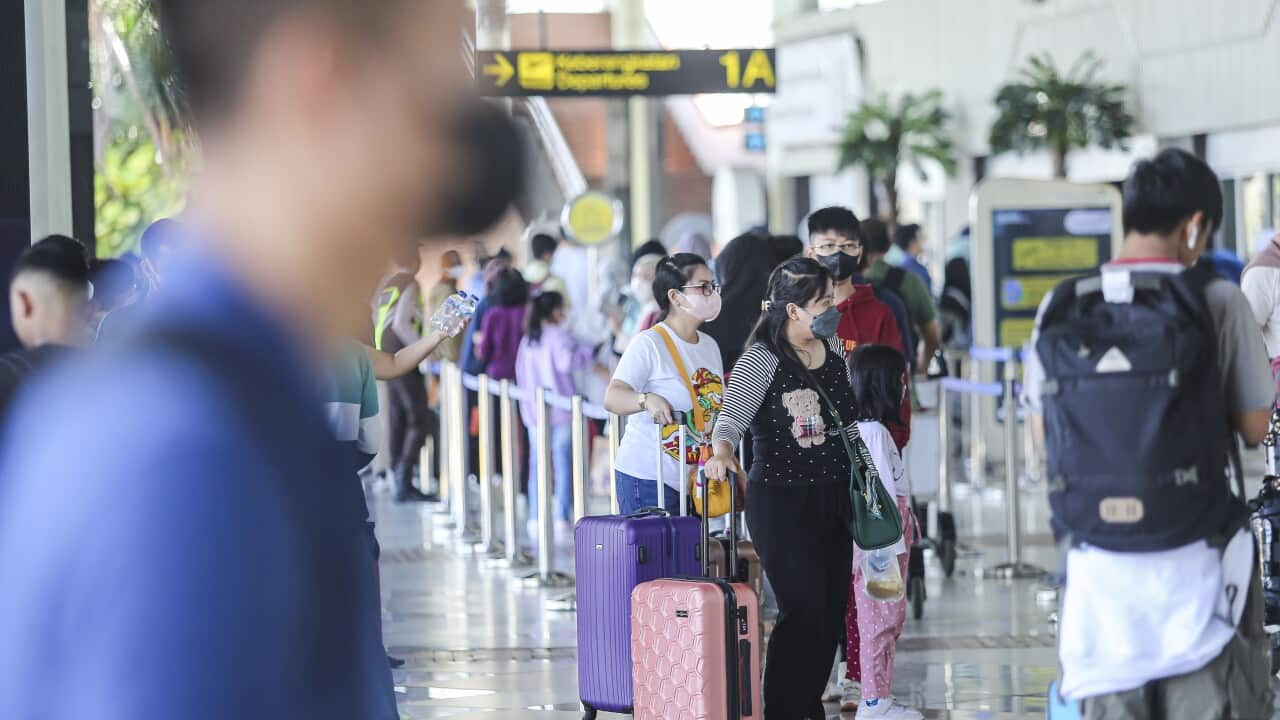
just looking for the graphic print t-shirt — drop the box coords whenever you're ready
[612,323,724,489]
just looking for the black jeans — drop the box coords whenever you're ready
[747,481,852,720]
[386,371,432,491]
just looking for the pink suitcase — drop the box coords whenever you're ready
[630,473,762,720]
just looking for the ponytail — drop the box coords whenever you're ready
[652,253,709,322]
[525,291,564,343]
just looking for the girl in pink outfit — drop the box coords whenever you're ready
[845,344,921,720]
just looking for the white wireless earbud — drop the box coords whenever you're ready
[1187,226,1199,250]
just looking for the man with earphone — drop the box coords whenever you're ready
[1022,148,1274,720]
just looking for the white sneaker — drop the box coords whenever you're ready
[840,682,862,712]
[855,697,922,720]
[821,660,847,701]
[821,680,842,703]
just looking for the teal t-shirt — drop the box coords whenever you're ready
[325,341,381,471]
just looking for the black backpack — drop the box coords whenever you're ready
[1036,263,1246,552]
[874,267,917,369]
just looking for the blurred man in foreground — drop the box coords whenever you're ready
[0,0,469,718]
[0,235,90,418]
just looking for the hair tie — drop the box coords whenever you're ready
[761,300,772,311]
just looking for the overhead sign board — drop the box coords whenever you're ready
[477,49,777,97]
[561,191,624,246]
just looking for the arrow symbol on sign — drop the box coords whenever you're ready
[483,53,514,87]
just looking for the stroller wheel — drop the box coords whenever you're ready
[940,538,957,578]
[909,576,925,620]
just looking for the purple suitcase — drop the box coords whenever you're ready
[576,416,699,718]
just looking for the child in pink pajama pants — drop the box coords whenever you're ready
[848,496,915,698]
[842,344,921,719]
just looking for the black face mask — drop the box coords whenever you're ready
[816,251,859,282]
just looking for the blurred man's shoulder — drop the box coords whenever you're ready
[4,342,251,473]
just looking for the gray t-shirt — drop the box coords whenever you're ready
[1021,259,1274,700]
[1023,260,1273,417]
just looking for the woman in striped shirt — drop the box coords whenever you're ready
[704,257,859,720]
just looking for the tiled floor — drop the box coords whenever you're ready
[370,445,1278,719]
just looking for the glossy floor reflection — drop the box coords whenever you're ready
[370,453,1277,719]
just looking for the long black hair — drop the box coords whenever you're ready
[491,267,529,307]
[848,344,906,426]
[525,290,564,344]
[702,233,783,373]
[748,256,831,368]
[653,252,709,322]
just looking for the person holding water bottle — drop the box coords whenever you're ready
[604,253,725,514]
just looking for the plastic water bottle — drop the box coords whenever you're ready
[429,292,478,337]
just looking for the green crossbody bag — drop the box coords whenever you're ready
[785,356,903,551]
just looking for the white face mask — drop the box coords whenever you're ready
[631,276,654,303]
[446,266,466,280]
[679,291,723,322]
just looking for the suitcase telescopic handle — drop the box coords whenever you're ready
[653,410,688,514]
[699,467,739,579]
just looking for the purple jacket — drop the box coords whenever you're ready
[476,304,525,381]
[515,324,594,428]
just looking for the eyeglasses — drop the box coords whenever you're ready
[813,241,862,255]
[681,282,722,297]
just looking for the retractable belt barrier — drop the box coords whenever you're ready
[421,362,617,588]
[937,347,1044,580]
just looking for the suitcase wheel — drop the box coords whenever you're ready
[581,703,597,720]
[908,576,925,620]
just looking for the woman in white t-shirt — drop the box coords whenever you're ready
[604,254,725,514]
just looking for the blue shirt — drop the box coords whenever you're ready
[0,250,397,719]
[459,296,492,376]
[899,254,934,296]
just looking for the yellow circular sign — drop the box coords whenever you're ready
[561,191,623,246]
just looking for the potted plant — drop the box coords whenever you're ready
[989,51,1135,179]
[836,89,956,228]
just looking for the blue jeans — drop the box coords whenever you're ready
[527,424,574,523]
[615,469,684,515]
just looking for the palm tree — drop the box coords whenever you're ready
[989,51,1135,179]
[836,90,956,228]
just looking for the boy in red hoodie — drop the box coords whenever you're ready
[806,207,911,449]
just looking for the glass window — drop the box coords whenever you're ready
[1271,173,1280,229]
[1219,179,1236,255]
[1242,173,1267,258]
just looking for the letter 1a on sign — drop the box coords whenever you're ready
[719,50,776,90]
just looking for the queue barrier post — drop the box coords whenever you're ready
[980,357,1046,580]
[572,396,588,523]
[527,387,573,588]
[967,352,986,486]
[451,366,474,541]
[608,414,621,515]
[435,365,455,524]
[937,382,952,515]
[499,380,532,568]
[477,374,499,555]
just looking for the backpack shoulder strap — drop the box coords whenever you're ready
[1037,273,1090,329]
[882,266,906,295]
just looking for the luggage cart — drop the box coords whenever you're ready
[903,378,960,620]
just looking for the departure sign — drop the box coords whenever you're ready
[477,49,777,97]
